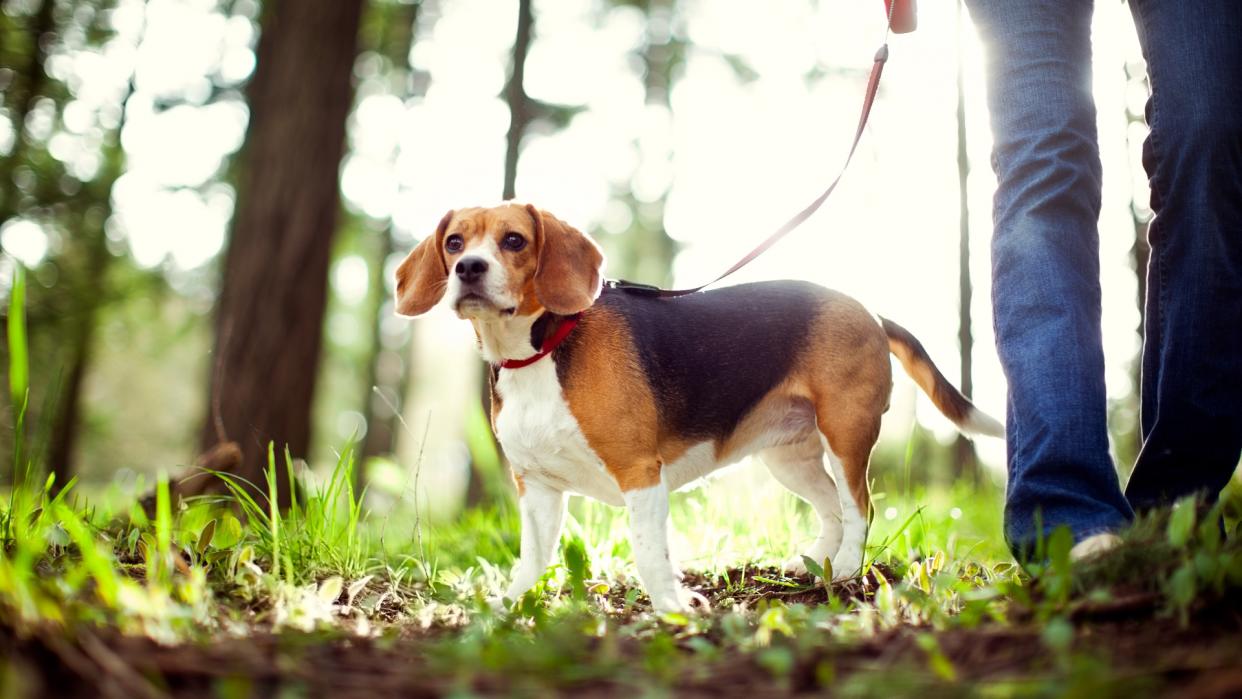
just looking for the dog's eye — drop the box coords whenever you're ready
[445,234,464,253]
[501,232,526,252]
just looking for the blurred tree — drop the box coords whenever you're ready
[350,0,427,479]
[461,0,585,507]
[1117,58,1152,470]
[598,0,685,287]
[594,1,759,287]
[356,221,409,470]
[501,0,583,203]
[197,0,366,505]
[0,0,56,227]
[502,0,534,204]
[463,0,541,508]
[0,0,154,487]
[1,0,72,486]
[45,75,133,491]
[952,0,978,482]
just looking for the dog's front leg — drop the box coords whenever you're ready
[503,478,566,604]
[624,480,708,614]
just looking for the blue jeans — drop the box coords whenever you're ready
[966,0,1242,552]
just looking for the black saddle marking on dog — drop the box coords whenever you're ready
[561,280,824,442]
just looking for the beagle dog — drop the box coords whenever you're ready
[395,202,1002,613]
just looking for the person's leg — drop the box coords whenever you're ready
[965,0,1134,553]
[1125,0,1242,510]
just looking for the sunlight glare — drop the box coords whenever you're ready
[0,220,50,268]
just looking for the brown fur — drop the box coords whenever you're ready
[556,305,667,492]
[526,204,604,315]
[394,210,452,316]
[709,295,892,518]
[882,317,970,425]
[488,365,503,433]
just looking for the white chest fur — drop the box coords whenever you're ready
[493,360,627,506]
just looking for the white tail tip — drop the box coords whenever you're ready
[962,408,1005,439]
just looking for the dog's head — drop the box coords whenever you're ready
[394,203,604,320]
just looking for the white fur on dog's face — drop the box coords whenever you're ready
[438,204,542,321]
[447,235,518,321]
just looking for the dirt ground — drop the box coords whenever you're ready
[4,569,1241,699]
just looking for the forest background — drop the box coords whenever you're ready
[0,0,1164,515]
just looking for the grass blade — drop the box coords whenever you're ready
[154,471,173,585]
[7,264,29,489]
[7,264,28,412]
[55,504,119,608]
[267,442,283,582]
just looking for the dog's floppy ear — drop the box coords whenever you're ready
[394,210,453,317]
[527,204,604,315]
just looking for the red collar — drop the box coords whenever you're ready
[497,313,582,370]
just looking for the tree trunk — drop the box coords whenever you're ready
[359,227,407,470]
[198,0,365,506]
[0,0,55,228]
[46,11,147,490]
[607,0,680,287]
[1,0,56,486]
[463,0,538,508]
[356,1,422,491]
[503,0,535,203]
[1125,61,1151,466]
[47,234,109,490]
[952,0,978,482]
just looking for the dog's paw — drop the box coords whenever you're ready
[650,586,711,615]
[830,549,863,581]
[782,556,809,576]
[680,587,711,613]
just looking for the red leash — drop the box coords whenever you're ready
[608,1,910,299]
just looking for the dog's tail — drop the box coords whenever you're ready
[880,317,1004,438]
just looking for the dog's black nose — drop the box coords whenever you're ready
[455,256,489,283]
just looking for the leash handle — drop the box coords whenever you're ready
[621,41,890,299]
[885,0,917,34]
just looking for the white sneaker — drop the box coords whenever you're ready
[1069,532,1123,562]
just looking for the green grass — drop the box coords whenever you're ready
[2,445,1237,696]
[2,263,1241,696]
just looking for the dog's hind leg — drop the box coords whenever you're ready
[761,440,844,575]
[817,410,881,581]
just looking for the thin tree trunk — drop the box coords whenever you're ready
[359,228,401,468]
[197,0,366,506]
[0,0,55,228]
[629,0,679,287]
[48,326,90,489]
[46,9,147,490]
[952,0,977,482]
[503,0,534,202]
[47,234,109,489]
[0,0,56,486]
[465,0,537,508]
[1126,61,1151,465]
[357,1,421,491]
